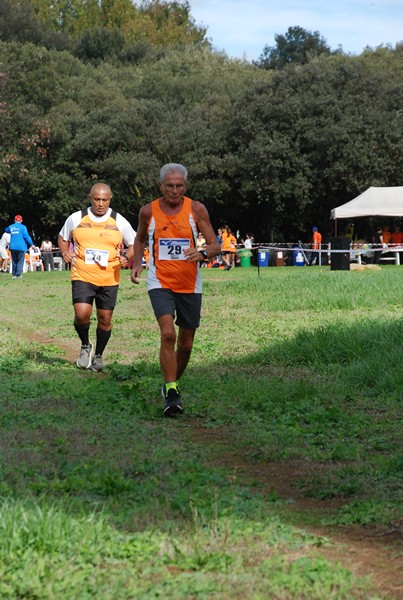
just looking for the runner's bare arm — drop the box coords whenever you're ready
[183,201,220,263]
[58,234,74,264]
[131,204,151,284]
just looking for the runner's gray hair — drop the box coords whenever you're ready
[159,163,188,183]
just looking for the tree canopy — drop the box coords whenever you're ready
[255,25,333,70]
[1,8,402,243]
[28,0,209,48]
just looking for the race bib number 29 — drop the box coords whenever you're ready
[159,238,190,260]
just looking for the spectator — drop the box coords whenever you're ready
[143,247,150,269]
[391,226,403,245]
[196,231,206,251]
[372,226,386,264]
[243,233,254,249]
[196,232,207,267]
[216,227,223,264]
[391,225,403,262]
[309,226,322,266]
[221,226,237,270]
[29,246,44,271]
[40,237,55,271]
[5,215,35,279]
[382,225,392,244]
[0,231,11,273]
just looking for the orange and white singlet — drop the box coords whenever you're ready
[71,210,123,286]
[59,207,136,286]
[147,197,202,294]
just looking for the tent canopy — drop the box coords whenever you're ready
[331,186,403,219]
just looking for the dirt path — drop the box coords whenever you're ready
[6,326,403,599]
[181,421,403,599]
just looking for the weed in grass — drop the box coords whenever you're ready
[323,499,399,526]
[259,555,360,600]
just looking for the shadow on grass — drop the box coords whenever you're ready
[0,317,401,529]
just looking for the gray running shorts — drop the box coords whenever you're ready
[148,288,202,329]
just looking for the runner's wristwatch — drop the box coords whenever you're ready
[199,250,208,260]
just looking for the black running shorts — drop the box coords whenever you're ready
[72,280,119,310]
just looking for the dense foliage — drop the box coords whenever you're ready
[254,25,333,70]
[1,0,402,242]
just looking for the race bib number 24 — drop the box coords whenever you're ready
[159,238,190,260]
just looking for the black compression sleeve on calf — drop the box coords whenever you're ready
[95,328,111,356]
[74,321,90,346]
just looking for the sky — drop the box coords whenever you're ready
[190,0,403,62]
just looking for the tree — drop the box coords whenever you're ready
[138,0,209,47]
[1,37,402,243]
[255,25,332,70]
[30,0,103,38]
[0,0,70,50]
[75,27,125,64]
[28,0,210,50]
[225,48,403,240]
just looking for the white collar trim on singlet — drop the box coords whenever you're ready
[86,207,113,223]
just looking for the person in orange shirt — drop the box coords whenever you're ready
[309,226,322,266]
[131,163,220,417]
[221,226,237,270]
[391,226,403,245]
[143,247,150,268]
[58,183,136,372]
[391,225,403,263]
[382,226,392,244]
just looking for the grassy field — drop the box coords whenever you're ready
[0,264,402,598]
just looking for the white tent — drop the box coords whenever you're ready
[331,186,403,220]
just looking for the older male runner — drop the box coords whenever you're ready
[58,182,136,371]
[131,163,220,416]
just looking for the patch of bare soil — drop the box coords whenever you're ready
[4,322,79,365]
[5,325,402,598]
[34,331,78,363]
[181,420,403,600]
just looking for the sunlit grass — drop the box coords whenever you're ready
[0,265,401,597]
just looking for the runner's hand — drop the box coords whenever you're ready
[183,248,201,262]
[131,266,142,284]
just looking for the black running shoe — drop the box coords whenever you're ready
[162,386,183,417]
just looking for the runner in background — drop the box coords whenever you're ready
[58,183,136,372]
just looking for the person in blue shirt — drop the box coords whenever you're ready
[5,215,35,278]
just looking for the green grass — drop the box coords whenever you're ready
[0,265,401,598]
